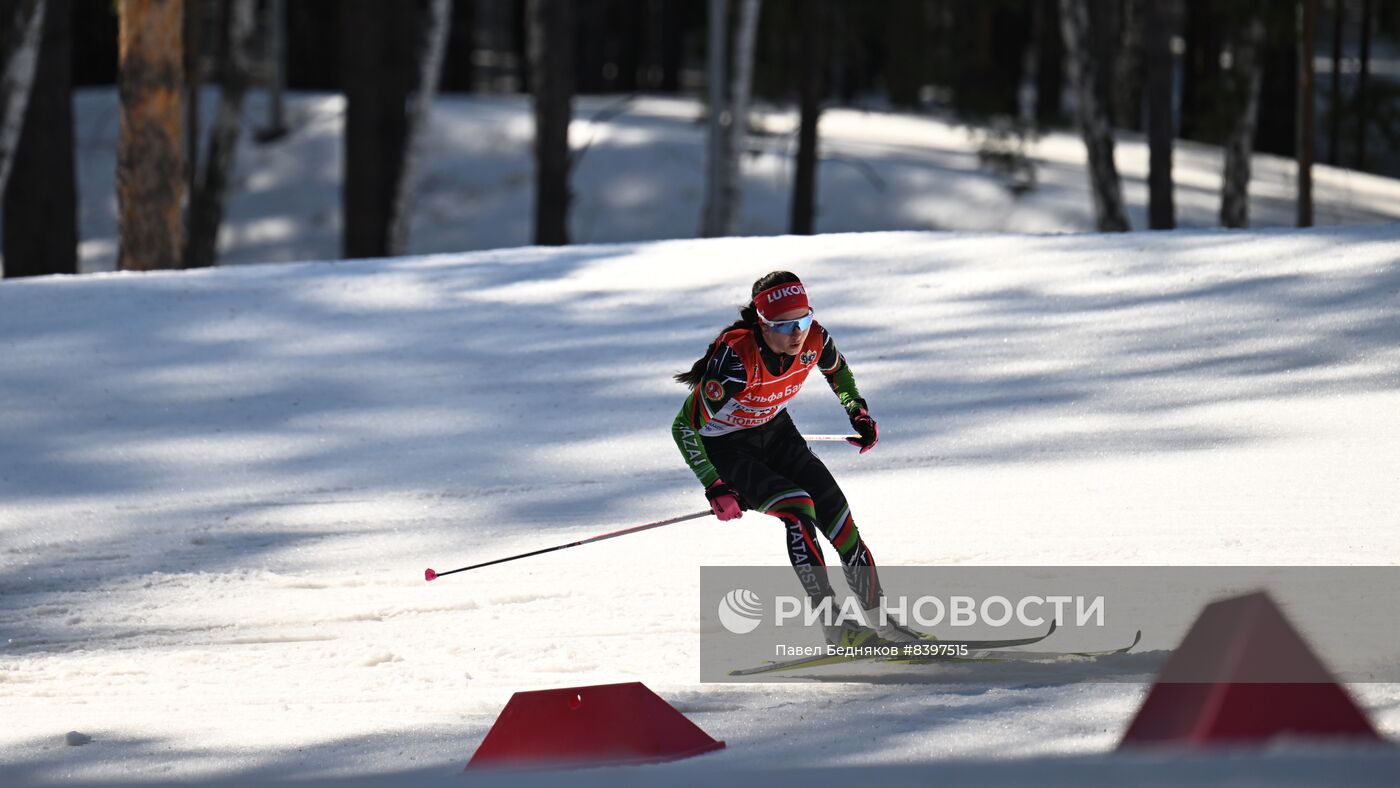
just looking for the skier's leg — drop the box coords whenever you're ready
[704,441,835,602]
[770,421,884,611]
[760,488,832,605]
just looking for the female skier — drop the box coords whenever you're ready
[672,271,916,646]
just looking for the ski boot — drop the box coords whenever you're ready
[823,621,880,649]
[871,619,925,644]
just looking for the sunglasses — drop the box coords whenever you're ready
[758,310,814,335]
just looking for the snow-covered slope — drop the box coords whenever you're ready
[2,226,1399,784]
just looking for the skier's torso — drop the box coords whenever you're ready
[671,318,860,488]
[698,323,826,437]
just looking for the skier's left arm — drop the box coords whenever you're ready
[818,327,879,453]
[672,341,748,488]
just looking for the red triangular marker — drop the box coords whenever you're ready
[1121,590,1382,746]
[467,682,725,769]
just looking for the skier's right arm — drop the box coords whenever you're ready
[671,341,747,488]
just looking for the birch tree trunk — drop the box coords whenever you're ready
[388,0,452,255]
[720,0,760,237]
[118,0,185,271]
[1060,0,1130,232]
[1220,14,1265,229]
[4,0,76,278]
[0,0,46,200]
[700,0,728,238]
[529,0,573,245]
[186,0,254,269]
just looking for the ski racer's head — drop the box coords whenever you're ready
[751,271,812,356]
[672,271,813,387]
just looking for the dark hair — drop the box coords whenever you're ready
[674,271,802,386]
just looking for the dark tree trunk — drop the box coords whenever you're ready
[4,0,75,278]
[436,0,474,91]
[1143,0,1174,229]
[183,0,198,204]
[1297,0,1315,227]
[1088,0,1120,126]
[341,0,417,259]
[530,0,573,245]
[118,0,185,271]
[186,0,254,269]
[1326,0,1342,165]
[1061,0,1129,231]
[790,0,827,235]
[1355,0,1371,170]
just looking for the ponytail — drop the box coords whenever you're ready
[673,308,756,386]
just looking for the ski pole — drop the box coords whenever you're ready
[805,434,860,442]
[424,509,713,581]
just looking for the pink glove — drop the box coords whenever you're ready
[847,407,879,454]
[705,480,744,521]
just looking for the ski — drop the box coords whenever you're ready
[907,618,1057,649]
[992,627,1140,659]
[728,621,1058,677]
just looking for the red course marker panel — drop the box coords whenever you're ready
[467,682,726,769]
[1121,591,1382,747]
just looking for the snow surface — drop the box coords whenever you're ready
[2,225,1399,784]
[42,90,1400,277]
